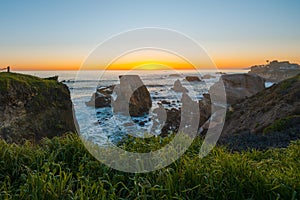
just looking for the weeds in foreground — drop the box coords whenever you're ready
[0,134,299,199]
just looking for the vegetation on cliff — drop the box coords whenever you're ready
[220,74,300,150]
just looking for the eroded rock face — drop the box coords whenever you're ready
[86,75,152,117]
[210,73,265,105]
[113,75,152,117]
[0,72,77,144]
[249,60,300,82]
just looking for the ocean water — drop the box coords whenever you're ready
[17,69,248,145]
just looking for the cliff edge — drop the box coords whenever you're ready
[0,72,77,144]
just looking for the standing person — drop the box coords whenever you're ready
[7,66,10,72]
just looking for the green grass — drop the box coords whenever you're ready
[0,72,57,91]
[0,134,299,199]
[263,115,300,134]
[0,72,70,111]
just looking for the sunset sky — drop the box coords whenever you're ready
[0,0,300,70]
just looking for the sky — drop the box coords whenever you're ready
[0,0,299,70]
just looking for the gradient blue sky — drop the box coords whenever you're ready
[0,0,299,70]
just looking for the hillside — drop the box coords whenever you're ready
[0,72,77,144]
[220,74,300,150]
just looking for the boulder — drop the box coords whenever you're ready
[185,76,202,82]
[85,85,115,107]
[112,75,152,117]
[210,73,265,105]
[0,72,77,144]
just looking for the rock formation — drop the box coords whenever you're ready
[85,85,115,107]
[0,72,77,144]
[249,60,300,82]
[86,75,152,117]
[210,73,265,105]
[112,75,152,117]
[185,76,202,82]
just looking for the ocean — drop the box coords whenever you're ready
[16,69,248,145]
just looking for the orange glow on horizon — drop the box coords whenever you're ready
[6,58,300,71]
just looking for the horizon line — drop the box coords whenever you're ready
[11,67,249,71]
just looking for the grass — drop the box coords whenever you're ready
[0,133,299,199]
[263,115,300,134]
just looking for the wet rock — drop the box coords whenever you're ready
[185,76,202,82]
[85,85,115,107]
[161,100,171,105]
[112,75,152,117]
[139,121,145,126]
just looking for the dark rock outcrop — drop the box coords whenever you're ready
[249,60,300,82]
[113,75,152,117]
[210,73,265,105]
[85,85,115,107]
[0,72,77,144]
[161,108,181,136]
[161,92,200,136]
[198,94,212,127]
[185,76,202,82]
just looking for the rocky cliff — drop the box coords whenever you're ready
[0,72,77,144]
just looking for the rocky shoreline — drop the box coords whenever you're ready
[1,68,300,151]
